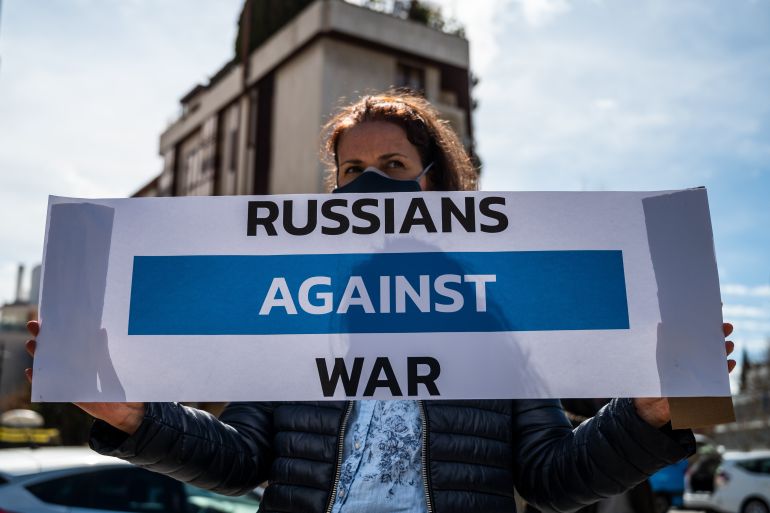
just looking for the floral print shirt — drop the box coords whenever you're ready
[330,400,427,513]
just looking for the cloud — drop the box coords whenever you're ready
[735,321,770,334]
[593,98,617,111]
[513,0,571,28]
[723,304,770,319]
[432,0,505,76]
[474,0,770,195]
[722,284,770,297]
[741,337,770,352]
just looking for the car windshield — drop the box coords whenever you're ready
[184,484,260,513]
[735,457,770,475]
[1,454,261,513]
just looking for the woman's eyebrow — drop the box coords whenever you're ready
[340,153,408,166]
[377,153,408,160]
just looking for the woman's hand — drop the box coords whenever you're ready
[25,320,146,435]
[633,322,736,428]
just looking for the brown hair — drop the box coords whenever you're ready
[321,91,478,192]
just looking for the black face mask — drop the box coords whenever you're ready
[332,163,433,194]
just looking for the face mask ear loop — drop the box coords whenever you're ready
[414,161,434,183]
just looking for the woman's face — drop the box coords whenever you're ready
[336,121,429,190]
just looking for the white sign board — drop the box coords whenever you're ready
[32,189,730,402]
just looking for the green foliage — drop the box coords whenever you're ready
[234,0,315,60]
[391,0,465,37]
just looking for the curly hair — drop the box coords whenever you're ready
[321,91,478,192]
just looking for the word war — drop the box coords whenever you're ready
[316,356,441,397]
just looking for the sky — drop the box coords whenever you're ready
[0,0,768,372]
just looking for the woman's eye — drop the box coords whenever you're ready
[344,166,363,174]
[385,160,404,169]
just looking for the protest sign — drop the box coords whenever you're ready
[32,189,731,405]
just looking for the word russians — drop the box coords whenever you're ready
[247,195,508,236]
[259,274,497,315]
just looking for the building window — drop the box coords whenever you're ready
[178,115,218,196]
[201,117,217,178]
[396,63,425,94]
[228,130,239,173]
[159,150,175,196]
[218,102,240,196]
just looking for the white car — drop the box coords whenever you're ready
[684,450,770,513]
[0,446,261,513]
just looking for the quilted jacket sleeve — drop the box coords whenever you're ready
[513,398,695,513]
[89,401,275,496]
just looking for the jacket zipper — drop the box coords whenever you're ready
[419,400,434,513]
[325,401,354,513]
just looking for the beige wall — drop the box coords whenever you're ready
[320,38,398,115]
[270,43,326,194]
[325,0,468,69]
[218,102,241,195]
[319,38,447,119]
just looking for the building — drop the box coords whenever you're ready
[135,0,474,198]
[0,266,36,408]
[712,349,770,449]
[28,264,41,306]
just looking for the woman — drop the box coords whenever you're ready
[25,91,735,513]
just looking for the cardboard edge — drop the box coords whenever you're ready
[669,396,735,429]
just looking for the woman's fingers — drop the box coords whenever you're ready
[27,320,39,336]
[726,341,735,373]
[73,402,146,435]
[25,321,38,383]
[724,323,736,373]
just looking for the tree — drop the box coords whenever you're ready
[740,347,751,393]
[234,0,315,61]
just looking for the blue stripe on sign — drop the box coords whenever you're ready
[128,251,629,335]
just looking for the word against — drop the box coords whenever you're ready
[316,356,441,397]
[259,274,496,315]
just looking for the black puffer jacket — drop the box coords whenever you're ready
[90,398,693,513]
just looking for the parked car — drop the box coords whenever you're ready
[684,450,770,513]
[683,450,724,511]
[647,433,721,513]
[0,446,261,513]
